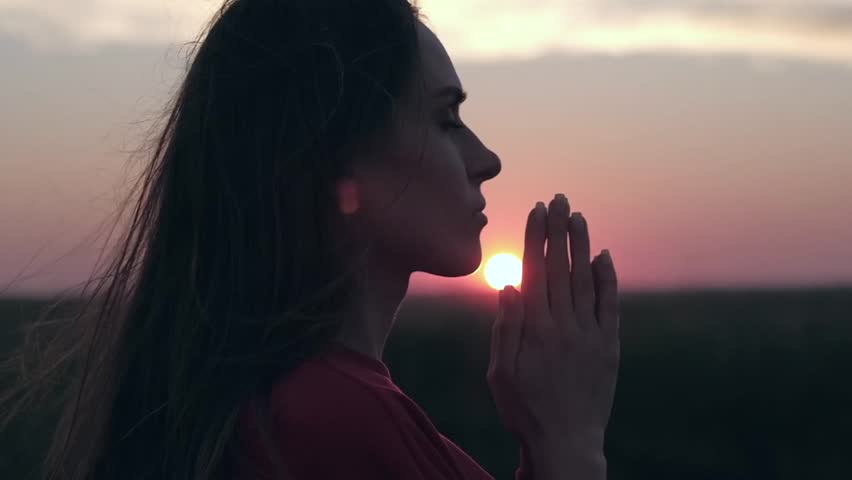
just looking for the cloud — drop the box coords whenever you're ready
[1,0,851,65]
[594,0,852,34]
[0,0,221,52]
[420,0,852,64]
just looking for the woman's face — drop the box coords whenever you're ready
[345,20,502,278]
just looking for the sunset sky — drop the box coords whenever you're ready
[2,0,851,296]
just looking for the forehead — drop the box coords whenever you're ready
[415,21,461,92]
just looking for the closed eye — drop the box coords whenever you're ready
[442,108,464,129]
[434,85,469,131]
[442,119,466,130]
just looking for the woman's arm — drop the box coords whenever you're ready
[516,436,607,480]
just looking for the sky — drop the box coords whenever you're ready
[1,0,851,296]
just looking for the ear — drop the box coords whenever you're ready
[336,178,360,215]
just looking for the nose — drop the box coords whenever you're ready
[465,126,502,185]
[471,147,502,185]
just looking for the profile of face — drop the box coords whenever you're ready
[340,21,502,278]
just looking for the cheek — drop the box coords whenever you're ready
[375,130,469,213]
[396,138,469,241]
[403,138,475,241]
[417,134,470,201]
[357,133,477,267]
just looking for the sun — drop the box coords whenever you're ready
[483,253,522,290]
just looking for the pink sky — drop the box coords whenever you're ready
[1,3,851,297]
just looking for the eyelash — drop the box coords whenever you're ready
[442,108,466,131]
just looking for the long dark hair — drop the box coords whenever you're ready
[1,0,424,478]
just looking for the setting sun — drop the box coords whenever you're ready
[483,253,523,290]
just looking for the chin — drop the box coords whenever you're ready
[421,239,483,278]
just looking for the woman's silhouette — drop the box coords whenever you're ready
[1,1,620,479]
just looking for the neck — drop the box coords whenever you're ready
[334,254,411,362]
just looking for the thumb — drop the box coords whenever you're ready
[491,285,523,378]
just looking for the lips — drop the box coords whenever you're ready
[475,211,488,226]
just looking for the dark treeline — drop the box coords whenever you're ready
[2,287,851,479]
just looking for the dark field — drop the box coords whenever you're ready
[2,287,851,479]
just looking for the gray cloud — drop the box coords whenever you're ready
[1,0,850,64]
[0,0,217,52]
[594,0,852,34]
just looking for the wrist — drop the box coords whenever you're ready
[522,435,607,480]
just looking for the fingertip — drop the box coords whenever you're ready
[592,249,612,268]
[499,287,509,305]
[505,284,519,298]
[592,253,606,273]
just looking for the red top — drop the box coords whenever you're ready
[232,341,528,480]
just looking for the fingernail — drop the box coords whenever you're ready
[602,249,611,261]
[535,201,545,218]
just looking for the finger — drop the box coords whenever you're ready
[522,202,551,332]
[569,212,595,329]
[592,249,619,341]
[489,286,523,380]
[545,193,575,331]
[489,289,503,374]
[501,285,524,375]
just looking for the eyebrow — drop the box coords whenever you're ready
[433,85,468,105]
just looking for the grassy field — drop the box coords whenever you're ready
[2,287,851,479]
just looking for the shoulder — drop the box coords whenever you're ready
[268,358,398,440]
[250,357,419,479]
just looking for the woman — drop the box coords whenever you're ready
[1,0,620,479]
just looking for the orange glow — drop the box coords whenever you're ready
[484,253,523,290]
